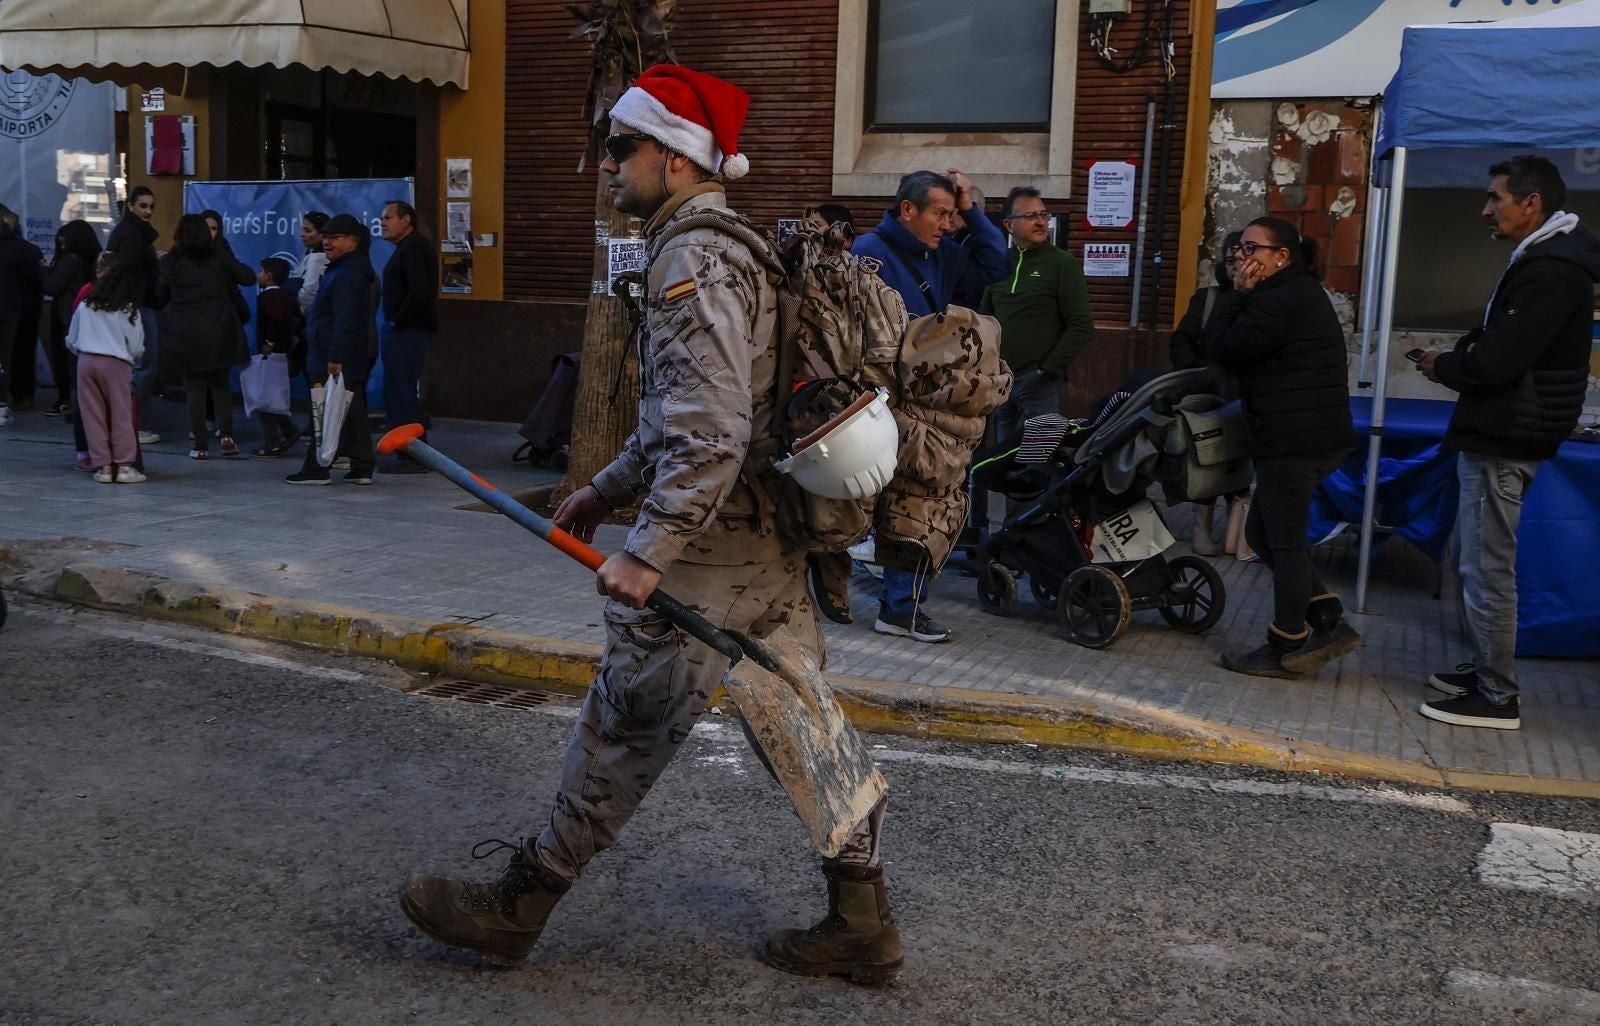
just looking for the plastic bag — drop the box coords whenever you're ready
[240,353,291,417]
[315,373,352,468]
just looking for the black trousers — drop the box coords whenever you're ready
[299,376,375,475]
[6,306,40,403]
[1243,449,1351,635]
[183,369,234,448]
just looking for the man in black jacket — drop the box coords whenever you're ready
[287,213,378,486]
[107,187,164,443]
[0,208,44,423]
[1417,156,1600,731]
[378,200,438,473]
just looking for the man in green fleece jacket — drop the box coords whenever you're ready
[979,186,1093,450]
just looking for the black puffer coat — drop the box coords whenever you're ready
[1436,226,1600,462]
[157,251,254,374]
[1203,266,1355,458]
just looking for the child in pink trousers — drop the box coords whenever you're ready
[67,256,147,484]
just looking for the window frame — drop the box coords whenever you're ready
[832,0,1079,198]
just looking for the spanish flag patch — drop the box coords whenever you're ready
[662,278,697,303]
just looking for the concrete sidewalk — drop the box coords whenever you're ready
[3,400,1597,795]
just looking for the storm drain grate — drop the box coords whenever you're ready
[415,680,556,711]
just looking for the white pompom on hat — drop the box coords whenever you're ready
[608,64,752,179]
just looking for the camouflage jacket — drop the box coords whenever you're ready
[590,184,783,570]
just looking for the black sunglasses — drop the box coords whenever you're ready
[604,133,655,164]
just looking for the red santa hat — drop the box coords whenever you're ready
[608,64,751,180]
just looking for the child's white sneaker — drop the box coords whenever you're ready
[115,466,147,484]
[93,467,114,484]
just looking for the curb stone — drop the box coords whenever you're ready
[12,559,1600,801]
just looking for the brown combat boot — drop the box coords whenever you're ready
[399,839,570,966]
[765,863,903,985]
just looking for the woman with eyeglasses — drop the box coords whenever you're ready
[1203,216,1359,679]
[1169,230,1244,555]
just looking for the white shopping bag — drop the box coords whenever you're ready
[1090,499,1176,564]
[315,372,352,468]
[240,353,291,417]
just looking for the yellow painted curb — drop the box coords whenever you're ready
[20,560,1600,802]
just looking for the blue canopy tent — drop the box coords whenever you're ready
[1355,0,1600,612]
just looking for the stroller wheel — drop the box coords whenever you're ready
[1058,565,1131,649]
[976,561,1019,617]
[1030,576,1059,610]
[549,448,569,473]
[1158,555,1227,634]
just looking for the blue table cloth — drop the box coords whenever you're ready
[1310,397,1600,658]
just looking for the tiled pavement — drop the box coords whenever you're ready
[3,401,1596,785]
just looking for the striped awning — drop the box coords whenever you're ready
[0,0,470,89]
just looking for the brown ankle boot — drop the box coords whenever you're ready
[766,863,903,985]
[399,839,570,966]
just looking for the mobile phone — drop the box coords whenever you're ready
[1405,348,1425,364]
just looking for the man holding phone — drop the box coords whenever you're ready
[1414,156,1600,730]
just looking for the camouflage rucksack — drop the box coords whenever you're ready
[650,211,1011,571]
[652,212,909,553]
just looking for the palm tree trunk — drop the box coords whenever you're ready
[558,169,641,501]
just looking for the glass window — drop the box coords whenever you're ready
[869,0,1054,131]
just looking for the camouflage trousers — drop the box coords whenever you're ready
[532,552,885,885]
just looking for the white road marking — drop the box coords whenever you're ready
[1477,822,1600,904]
[868,749,1477,814]
[1442,969,1600,1021]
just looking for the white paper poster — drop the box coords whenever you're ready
[446,157,471,198]
[1082,243,1131,278]
[607,237,648,298]
[1085,161,1137,231]
[446,202,471,243]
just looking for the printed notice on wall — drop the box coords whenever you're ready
[446,158,472,198]
[1082,242,1131,277]
[446,202,471,244]
[1084,160,1137,230]
[607,237,648,298]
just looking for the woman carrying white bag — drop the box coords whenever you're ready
[285,214,379,486]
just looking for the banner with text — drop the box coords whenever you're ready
[184,178,413,405]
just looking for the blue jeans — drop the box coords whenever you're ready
[880,567,927,619]
[1455,452,1538,704]
[381,324,431,434]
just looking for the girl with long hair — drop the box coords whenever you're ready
[67,255,146,483]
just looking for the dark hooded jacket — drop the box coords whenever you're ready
[306,248,376,378]
[106,211,161,308]
[1170,231,1241,370]
[158,247,254,373]
[1203,265,1355,459]
[1435,225,1600,461]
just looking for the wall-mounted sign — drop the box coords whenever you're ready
[1082,242,1131,278]
[1084,161,1137,231]
[140,88,165,113]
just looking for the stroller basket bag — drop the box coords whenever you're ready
[1168,396,1251,501]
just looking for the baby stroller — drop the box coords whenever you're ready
[971,368,1249,649]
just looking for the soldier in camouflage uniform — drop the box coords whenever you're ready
[399,64,902,985]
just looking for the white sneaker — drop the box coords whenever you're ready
[137,430,160,445]
[93,467,114,484]
[115,466,148,484]
[0,404,12,426]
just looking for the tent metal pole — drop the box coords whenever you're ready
[1130,96,1156,327]
[1355,104,1386,388]
[1355,145,1408,613]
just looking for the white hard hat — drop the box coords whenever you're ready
[773,388,899,501]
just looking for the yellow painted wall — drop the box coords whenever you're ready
[1176,0,1217,328]
[125,71,212,250]
[437,0,506,301]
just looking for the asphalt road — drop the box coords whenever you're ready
[2,599,1598,1026]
